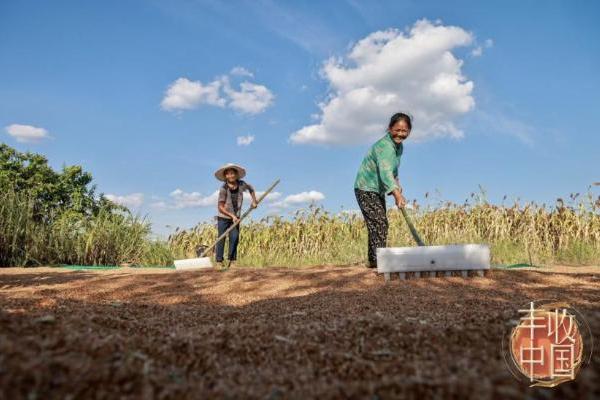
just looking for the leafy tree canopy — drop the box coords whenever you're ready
[0,143,119,216]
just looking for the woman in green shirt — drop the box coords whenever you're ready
[354,113,411,268]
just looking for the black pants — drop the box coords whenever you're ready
[215,217,240,262]
[355,189,388,267]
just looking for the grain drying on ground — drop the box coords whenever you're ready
[1,266,599,399]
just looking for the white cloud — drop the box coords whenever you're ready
[471,38,493,57]
[284,191,325,204]
[250,191,282,202]
[160,77,226,111]
[5,124,50,143]
[271,190,325,208]
[161,71,274,115]
[150,200,169,210]
[230,66,254,77]
[290,19,476,145]
[224,80,275,114]
[166,189,220,209]
[105,193,144,208]
[152,188,283,210]
[471,46,483,57]
[151,186,324,213]
[236,134,255,146]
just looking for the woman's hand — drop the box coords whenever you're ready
[396,194,407,209]
[392,189,407,209]
[232,215,240,224]
[251,200,258,209]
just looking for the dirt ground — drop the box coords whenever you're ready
[1,265,599,399]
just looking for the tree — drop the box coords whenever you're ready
[0,143,118,217]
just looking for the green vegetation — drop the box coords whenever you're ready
[2,143,598,268]
[0,144,172,267]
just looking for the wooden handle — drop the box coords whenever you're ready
[400,207,426,247]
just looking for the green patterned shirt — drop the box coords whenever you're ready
[354,132,403,196]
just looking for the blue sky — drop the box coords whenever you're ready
[1,0,599,237]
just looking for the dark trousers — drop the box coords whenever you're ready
[215,217,240,262]
[355,188,388,267]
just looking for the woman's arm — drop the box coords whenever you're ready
[374,146,402,196]
[243,181,258,208]
[390,188,407,208]
[218,201,239,222]
[393,177,407,208]
[374,146,407,208]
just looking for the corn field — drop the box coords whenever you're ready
[170,191,600,267]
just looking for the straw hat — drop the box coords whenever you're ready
[214,163,247,181]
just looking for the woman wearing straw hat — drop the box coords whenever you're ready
[354,113,411,268]
[214,163,258,268]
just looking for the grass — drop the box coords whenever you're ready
[0,189,173,267]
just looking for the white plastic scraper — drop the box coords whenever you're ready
[174,257,213,270]
[377,208,490,281]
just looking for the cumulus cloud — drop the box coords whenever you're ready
[161,70,274,115]
[230,66,254,77]
[224,81,274,114]
[236,134,255,146]
[160,78,226,111]
[271,191,325,208]
[290,19,477,145]
[169,189,219,209]
[152,189,219,209]
[5,124,50,143]
[105,193,144,208]
[249,191,282,202]
[152,187,321,212]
